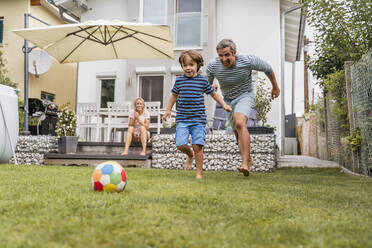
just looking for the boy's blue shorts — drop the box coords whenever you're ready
[175,122,206,147]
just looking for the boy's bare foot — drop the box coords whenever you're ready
[196,174,202,179]
[121,151,128,156]
[140,151,146,156]
[184,152,194,170]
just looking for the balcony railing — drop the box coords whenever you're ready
[139,13,209,49]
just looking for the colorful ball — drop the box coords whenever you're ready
[92,161,127,193]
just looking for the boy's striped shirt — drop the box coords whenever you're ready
[206,54,273,101]
[171,74,214,124]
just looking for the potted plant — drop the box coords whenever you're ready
[160,118,177,134]
[56,105,78,153]
[248,78,274,134]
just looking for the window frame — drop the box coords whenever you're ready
[137,74,165,107]
[40,91,55,102]
[173,0,203,50]
[98,77,116,109]
[0,17,4,46]
[139,0,168,25]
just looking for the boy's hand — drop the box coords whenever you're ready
[162,110,171,121]
[212,83,219,91]
[223,104,232,112]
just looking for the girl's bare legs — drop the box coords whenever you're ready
[139,126,148,156]
[192,144,203,179]
[122,126,134,156]
[177,145,194,170]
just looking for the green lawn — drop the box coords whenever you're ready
[0,165,371,248]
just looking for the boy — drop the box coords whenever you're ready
[162,50,232,179]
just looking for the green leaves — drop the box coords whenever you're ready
[323,70,349,132]
[304,0,372,80]
[346,127,362,151]
[0,50,16,88]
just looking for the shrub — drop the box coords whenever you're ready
[56,105,77,137]
[255,78,273,126]
[345,127,361,152]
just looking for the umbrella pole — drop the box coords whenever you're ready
[22,13,50,135]
[22,13,30,135]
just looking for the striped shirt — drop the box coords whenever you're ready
[206,54,273,101]
[171,74,215,124]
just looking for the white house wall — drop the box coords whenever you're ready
[77,0,129,104]
[78,60,128,103]
[216,0,282,147]
[76,0,285,150]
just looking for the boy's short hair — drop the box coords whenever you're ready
[178,50,204,72]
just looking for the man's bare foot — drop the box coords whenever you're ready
[196,174,202,179]
[121,151,128,156]
[184,152,194,170]
[237,159,254,176]
[140,151,146,156]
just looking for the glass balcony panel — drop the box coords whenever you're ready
[175,12,201,47]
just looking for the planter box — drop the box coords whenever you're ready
[58,136,78,153]
[160,128,176,134]
[248,126,274,134]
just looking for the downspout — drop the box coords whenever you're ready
[280,5,302,156]
[57,6,79,24]
[46,0,79,23]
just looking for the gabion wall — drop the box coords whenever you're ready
[351,50,372,175]
[10,135,58,165]
[152,133,276,172]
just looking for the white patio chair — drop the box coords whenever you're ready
[145,101,161,135]
[106,101,131,142]
[76,103,100,142]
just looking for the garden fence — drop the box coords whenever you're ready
[350,50,372,175]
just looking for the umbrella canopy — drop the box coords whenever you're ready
[13,20,174,63]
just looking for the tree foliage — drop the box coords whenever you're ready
[0,50,16,88]
[304,0,372,82]
[323,70,349,132]
[0,50,24,132]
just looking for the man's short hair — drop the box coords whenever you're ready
[216,39,236,53]
[179,50,204,72]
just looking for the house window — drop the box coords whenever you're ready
[41,91,55,102]
[143,0,167,24]
[139,75,164,107]
[0,17,4,46]
[100,79,115,108]
[175,0,202,48]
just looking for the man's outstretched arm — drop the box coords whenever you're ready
[267,71,280,99]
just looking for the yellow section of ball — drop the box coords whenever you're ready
[103,183,117,192]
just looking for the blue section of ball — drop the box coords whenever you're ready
[101,164,114,175]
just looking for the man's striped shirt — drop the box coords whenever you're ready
[171,74,215,124]
[206,54,273,101]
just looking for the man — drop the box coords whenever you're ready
[206,39,280,176]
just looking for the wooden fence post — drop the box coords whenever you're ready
[344,61,358,172]
[323,90,329,160]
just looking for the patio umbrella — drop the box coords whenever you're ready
[12,20,174,63]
